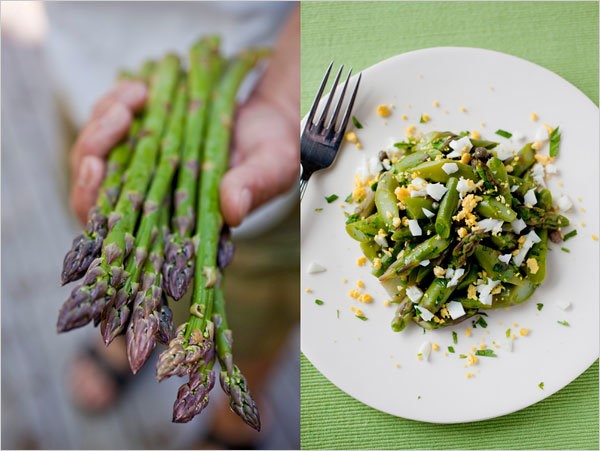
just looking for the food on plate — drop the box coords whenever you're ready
[345,129,571,332]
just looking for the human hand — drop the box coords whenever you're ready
[69,81,148,223]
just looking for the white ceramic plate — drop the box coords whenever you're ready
[301,47,599,423]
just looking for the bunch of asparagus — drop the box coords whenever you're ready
[58,37,265,429]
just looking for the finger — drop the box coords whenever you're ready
[71,101,132,175]
[90,81,147,120]
[70,155,105,224]
[220,140,298,227]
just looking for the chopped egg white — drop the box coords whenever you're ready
[495,146,515,161]
[511,218,527,234]
[416,306,434,321]
[307,262,327,274]
[447,301,466,320]
[418,341,432,361]
[447,268,465,287]
[524,189,538,207]
[477,218,504,234]
[374,233,389,248]
[530,163,546,188]
[511,131,526,142]
[422,208,435,218]
[505,338,514,352]
[419,259,430,267]
[368,157,383,176]
[556,300,571,311]
[498,253,512,264]
[545,163,557,174]
[476,278,501,305]
[510,185,519,192]
[442,162,459,174]
[456,177,478,197]
[406,285,424,303]
[447,136,472,158]
[426,183,448,201]
[409,177,428,198]
[556,195,572,212]
[513,230,541,267]
[408,219,422,236]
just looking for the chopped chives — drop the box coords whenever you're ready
[352,116,363,129]
[495,129,512,138]
[325,194,339,203]
[563,230,577,241]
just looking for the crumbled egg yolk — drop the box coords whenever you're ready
[348,289,360,299]
[531,112,538,121]
[526,258,539,274]
[405,125,416,137]
[395,186,410,201]
[453,194,482,227]
[355,142,363,150]
[470,130,481,139]
[383,300,390,307]
[457,227,468,238]
[401,217,410,227]
[544,123,553,135]
[305,288,312,293]
[373,258,382,270]
[531,142,542,151]
[440,307,450,318]
[479,343,486,350]
[355,309,364,317]
[534,154,555,166]
[592,235,599,241]
[342,277,348,283]
[401,114,408,120]
[466,373,475,379]
[421,114,430,123]
[345,131,358,143]
[459,106,467,112]
[356,257,367,267]
[392,217,402,228]
[377,105,391,117]
[432,343,440,351]
[460,153,471,164]
[519,328,530,336]
[358,293,373,304]
[466,353,478,366]
[467,284,478,300]
[433,266,446,278]
[433,100,440,107]
[465,328,472,337]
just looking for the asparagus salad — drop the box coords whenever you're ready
[58,37,265,429]
[345,128,571,332]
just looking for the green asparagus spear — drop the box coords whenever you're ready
[435,177,459,238]
[163,36,223,301]
[61,63,155,285]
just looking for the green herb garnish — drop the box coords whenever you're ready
[345,213,360,224]
[557,320,570,327]
[315,208,323,212]
[549,126,561,157]
[505,328,511,338]
[371,182,378,191]
[315,299,324,305]
[459,354,467,359]
[419,115,427,124]
[356,315,368,321]
[452,331,458,344]
[563,230,577,241]
[394,142,413,150]
[495,129,512,139]
[561,247,570,253]
[325,194,339,203]
[536,303,544,311]
[475,349,497,357]
[352,116,363,129]
[538,382,544,390]
[473,316,488,328]
[448,346,455,353]
[344,193,353,202]
[336,309,340,319]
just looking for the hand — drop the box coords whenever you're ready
[69,81,148,223]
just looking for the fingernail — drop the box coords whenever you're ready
[77,156,98,188]
[121,81,147,105]
[100,103,128,129]
[239,188,252,219]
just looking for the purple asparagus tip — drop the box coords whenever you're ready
[220,366,261,431]
[172,365,215,423]
[162,237,194,300]
[217,226,235,269]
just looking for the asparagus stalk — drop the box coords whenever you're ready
[126,201,169,374]
[60,62,155,285]
[213,280,261,431]
[101,75,188,345]
[163,36,223,300]
[57,54,180,333]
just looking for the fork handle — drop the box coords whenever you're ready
[299,165,312,201]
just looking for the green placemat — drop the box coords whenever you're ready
[300,2,599,449]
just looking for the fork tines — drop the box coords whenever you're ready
[305,62,362,142]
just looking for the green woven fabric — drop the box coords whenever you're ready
[300,2,599,449]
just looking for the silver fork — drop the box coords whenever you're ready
[300,62,362,200]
